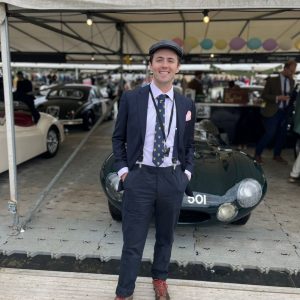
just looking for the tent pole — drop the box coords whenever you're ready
[0,4,19,228]
[116,22,124,94]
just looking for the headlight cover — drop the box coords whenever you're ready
[217,203,238,222]
[237,178,262,208]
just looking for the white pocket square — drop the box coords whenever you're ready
[185,110,191,121]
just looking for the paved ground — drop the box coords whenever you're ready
[1,120,300,276]
[2,268,300,300]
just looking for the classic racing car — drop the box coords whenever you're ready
[0,102,64,173]
[100,120,267,225]
[37,84,113,130]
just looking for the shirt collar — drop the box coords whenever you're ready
[280,73,289,81]
[150,81,174,101]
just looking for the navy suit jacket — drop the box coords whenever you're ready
[112,85,195,175]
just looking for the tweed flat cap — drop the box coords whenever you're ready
[149,40,184,58]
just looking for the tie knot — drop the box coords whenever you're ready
[157,94,166,101]
[157,94,167,105]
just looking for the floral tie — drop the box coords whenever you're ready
[152,94,166,166]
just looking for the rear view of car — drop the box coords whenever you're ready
[37,84,104,131]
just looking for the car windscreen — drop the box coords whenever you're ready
[47,88,86,101]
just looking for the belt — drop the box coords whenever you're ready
[132,164,182,172]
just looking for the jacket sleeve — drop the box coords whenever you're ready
[112,92,129,172]
[262,78,278,104]
[184,99,196,174]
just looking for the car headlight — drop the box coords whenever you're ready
[217,203,238,222]
[237,178,262,208]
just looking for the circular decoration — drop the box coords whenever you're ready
[200,38,213,50]
[247,38,262,50]
[278,38,293,51]
[172,37,184,47]
[295,39,300,50]
[262,38,277,51]
[183,36,199,53]
[229,37,246,50]
[215,39,227,50]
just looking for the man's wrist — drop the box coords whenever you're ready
[118,167,129,178]
[184,170,191,181]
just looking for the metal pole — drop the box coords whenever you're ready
[116,23,124,93]
[0,3,19,227]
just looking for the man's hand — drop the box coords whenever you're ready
[277,95,290,101]
[121,172,128,182]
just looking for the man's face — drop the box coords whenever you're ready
[284,64,297,79]
[149,49,180,89]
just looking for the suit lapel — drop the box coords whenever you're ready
[137,86,150,144]
[174,92,186,144]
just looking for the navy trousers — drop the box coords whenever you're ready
[255,109,288,157]
[116,165,188,297]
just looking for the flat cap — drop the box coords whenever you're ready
[149,40,184,58]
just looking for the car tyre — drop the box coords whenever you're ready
[44,127,59,158]
[230,213,251,225]
[108,201,122,222]
[83,111,94,131]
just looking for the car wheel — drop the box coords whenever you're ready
[83,111,94,131]
[230,213,251,225]
[44,127,59,158]
[108,201,122,222]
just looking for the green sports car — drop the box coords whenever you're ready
[100,120,267,225]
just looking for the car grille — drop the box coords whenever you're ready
[178,210,211,224]
[46,106,60,118]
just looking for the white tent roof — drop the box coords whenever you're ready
[2,0,300,10]
[1,1,300,64]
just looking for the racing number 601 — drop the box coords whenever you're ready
[187,194,207,205]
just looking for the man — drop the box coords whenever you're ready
[14,71,40,123]
[289,84,300,183]
[112,40,195,300]
[187,70,203,98]
[255,60,297,164]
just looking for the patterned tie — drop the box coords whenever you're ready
[152,94,166,166]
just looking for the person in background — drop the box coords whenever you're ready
[0,77,4,102]
[14,71,40,123]
[254,60,297,164]
[289,84,300,183]
[112,40,195,300]
[187,71,203,97]
[228,80,240,89]
[290,152,300,183]
[181,74,188,95]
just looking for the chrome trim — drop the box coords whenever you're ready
[60,119,83,125]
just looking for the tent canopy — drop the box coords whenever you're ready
[0,1,300,64]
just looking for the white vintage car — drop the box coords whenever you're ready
[0,102,65,174]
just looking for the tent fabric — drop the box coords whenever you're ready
[2,0,300,10]
[1,2,300,63]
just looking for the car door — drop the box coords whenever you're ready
[15,123,43,164]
